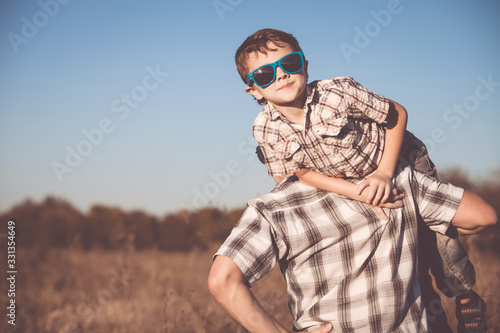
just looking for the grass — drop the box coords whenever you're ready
[0,244,291,333]
[0,238,498,332]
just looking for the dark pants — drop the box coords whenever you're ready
[399,131,476,332]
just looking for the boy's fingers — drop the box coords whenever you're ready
[388,188,404,201]
[356,181,369,195]
[373,185,387,206]
[366,188,377,204]
[373,192,383,206]
[382,185,391,203]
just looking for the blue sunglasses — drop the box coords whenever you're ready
[247,51,305,88]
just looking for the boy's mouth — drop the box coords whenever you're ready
[278,82,293,90]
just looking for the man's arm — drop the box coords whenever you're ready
[208,255,333,333]
[357,100,408,205]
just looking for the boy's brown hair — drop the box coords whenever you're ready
[235,28,303,85]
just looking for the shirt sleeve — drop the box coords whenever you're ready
[413,170,464,234]
[214,203,283,287]
[256,141,302,177]
[338,76,390,124]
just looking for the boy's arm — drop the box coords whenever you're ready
[296,168,404,220]
[273,171,360,198]
[451,190,497,235]
[357,100,408,205]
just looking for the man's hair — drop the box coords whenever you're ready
[235,28,303,86]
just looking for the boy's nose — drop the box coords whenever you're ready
[275,66,290,81]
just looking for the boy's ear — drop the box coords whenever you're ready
[244,85,264,101]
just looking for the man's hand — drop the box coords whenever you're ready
[356,170,394,206]
[210,256,330,333]
[308,323,333,333]
[285,323,332,333]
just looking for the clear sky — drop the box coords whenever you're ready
[1,0,499,216]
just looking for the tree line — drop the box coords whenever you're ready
[1,168,499,254]
[1,197,244,252]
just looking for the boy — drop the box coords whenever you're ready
[236,28,488,332]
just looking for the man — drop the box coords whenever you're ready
[208,164,496,332]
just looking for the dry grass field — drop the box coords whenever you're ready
[0,237,498,333]
[0,244,292,333]
[1,169,499,332]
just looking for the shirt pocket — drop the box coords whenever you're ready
[315,116,357,153]
[271,139,305,169]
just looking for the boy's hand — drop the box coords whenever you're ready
[356,171,394,206]
[363,187,405,221]
[356,170,405,221]
[294,168,403,221]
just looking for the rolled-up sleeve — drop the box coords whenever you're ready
[414,170,464,234]
[214,204,283,287]
[256,141,302,177]
[338,76,390,124]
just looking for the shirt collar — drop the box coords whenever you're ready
[264,102,283,121]
[305,83,316,106]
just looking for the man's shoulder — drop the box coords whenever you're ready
[247,178,295,210]
[248,176,328,213]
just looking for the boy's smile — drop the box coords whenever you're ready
[244,43,308,113]
[279,82,294,90]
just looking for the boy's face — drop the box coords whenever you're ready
[244,43,308,110]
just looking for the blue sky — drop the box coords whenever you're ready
[1,0,499,216]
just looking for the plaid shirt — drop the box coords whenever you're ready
[253,76,389,179]
[215,164,464,332]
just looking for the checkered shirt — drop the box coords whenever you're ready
[215,164,464,332]
[253,76,389,179]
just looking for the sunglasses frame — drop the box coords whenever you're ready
[246,51,305,88]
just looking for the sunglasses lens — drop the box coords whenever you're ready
[281,53,303,73]
[253,66,274,87]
